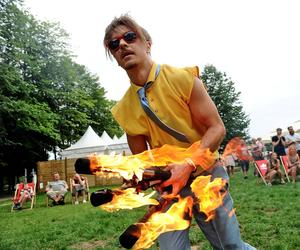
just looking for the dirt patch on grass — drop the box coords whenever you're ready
[70,240,106,249]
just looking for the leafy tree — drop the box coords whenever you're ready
[201,65,250,147]
[0,0,122,193]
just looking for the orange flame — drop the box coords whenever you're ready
[133,196,193,249]
[100,188,159,212]
[222,137,252,161]
[190,175,227,221]
[89,141,217,180]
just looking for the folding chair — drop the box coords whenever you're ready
[254,160,269,185]
[280,155,291,182]
[11,181,36,212]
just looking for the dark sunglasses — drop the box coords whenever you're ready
[107,31,137,51]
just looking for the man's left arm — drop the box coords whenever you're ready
[189,77,226,152]
[161,77,225,195]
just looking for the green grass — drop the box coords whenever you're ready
[0,167,299,250]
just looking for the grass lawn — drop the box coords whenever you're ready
[0,166,299,250]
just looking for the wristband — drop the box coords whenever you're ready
[185,158,197,172]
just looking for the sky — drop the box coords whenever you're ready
[23,0,300,138]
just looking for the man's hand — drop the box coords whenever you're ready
[160,162,194,196]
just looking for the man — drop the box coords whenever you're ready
[46,172,68,205]
[271,128,286,156]
[104,14,255,250]
[285,126,300,156]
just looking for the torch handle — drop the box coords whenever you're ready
[142,167,171,181]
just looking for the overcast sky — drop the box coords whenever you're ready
[23,0,300,138]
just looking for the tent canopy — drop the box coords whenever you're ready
[60,126,130,159]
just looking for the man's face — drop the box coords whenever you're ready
[288,127,294,135]
[53,173,60,181]
[108,25,150,70]
[277,129,282,135]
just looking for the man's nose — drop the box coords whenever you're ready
[119,38,128,48]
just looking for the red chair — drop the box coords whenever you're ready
[11,181,36,211]
[254,160,269,185]
[280,155,291,182]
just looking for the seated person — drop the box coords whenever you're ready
[265,152,285,186]
[71,173,87,204]
[287,143,300,183]
[13,182,34,210]
[46,172,68,205]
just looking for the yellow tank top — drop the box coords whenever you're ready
[111,62,206,149]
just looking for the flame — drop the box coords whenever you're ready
[222,137,252,161]
[190,175,227,221]
[133,196,193,249]
[100,188,159,212]
[89,141,217,180]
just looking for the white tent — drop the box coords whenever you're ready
[60,126,131,159]
[101,131,114,144]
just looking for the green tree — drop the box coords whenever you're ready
[0,0,122,193]
[201,65,250,147]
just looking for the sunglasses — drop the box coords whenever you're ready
[107,31,137,51]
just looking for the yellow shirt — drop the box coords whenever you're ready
[111,62,205,149]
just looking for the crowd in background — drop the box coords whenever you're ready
[223,125,300,184]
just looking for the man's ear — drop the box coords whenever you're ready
[146,40,151,53]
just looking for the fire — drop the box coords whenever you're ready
[100,188,159,212]
[222,137,240,157]
[190,175,227,221]
[89,141,217,180]
[133,196,193,249]
[222,137,252,161]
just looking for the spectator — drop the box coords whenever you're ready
[13,183,34,210]
[256,137,266,156]
[287,143,300,183]
[250,138,264,176]
[224,153,236,176]
[266,152,285,186]
[285,126,300,156]
[236,140,251,179]
[71,173,87,204]
[272,128,286,156]
[46,172,68,206]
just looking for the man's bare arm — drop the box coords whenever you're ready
[161,77,226,195]
[189,77,226,152]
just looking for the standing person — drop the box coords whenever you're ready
[250,138,263,177]
[104,14,255,250]
[46,172,68,206]
[285,126,300,156]
[224,153,236,176]
[271,128,286,156]
[236,140,251,179]
[256,137,266,157]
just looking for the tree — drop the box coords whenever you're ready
[0,0,122,193]
[201,65,250,147]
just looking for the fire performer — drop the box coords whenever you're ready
[103,14,255,250]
